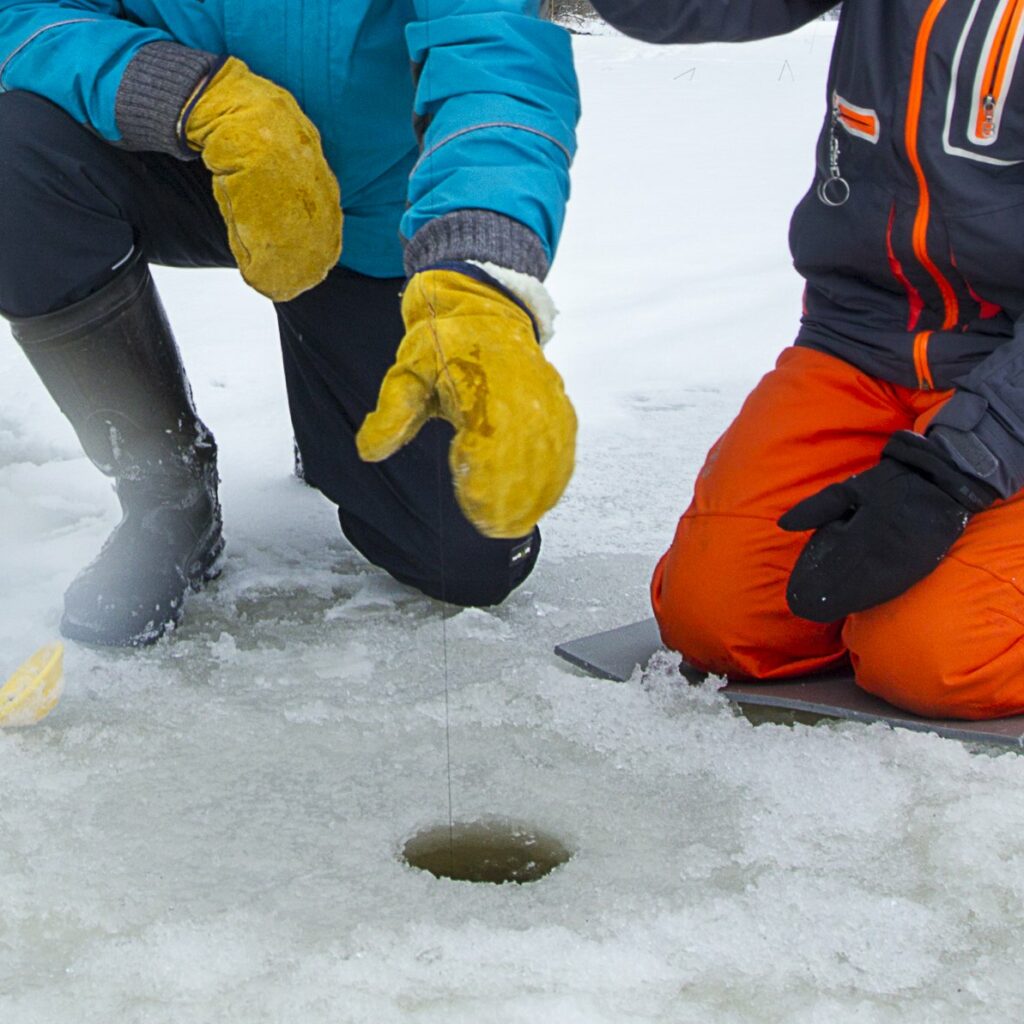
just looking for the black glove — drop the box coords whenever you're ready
[778,431,999,623]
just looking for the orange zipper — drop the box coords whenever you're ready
[975,0,1024,141]
[840,109,875,134]
[835,99,879,141]
[905,0,960,388]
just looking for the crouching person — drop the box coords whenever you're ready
[593,0,1024,720]
[0,0,579,646]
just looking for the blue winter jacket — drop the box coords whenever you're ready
[0,0,579,279]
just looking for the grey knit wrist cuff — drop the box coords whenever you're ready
[403,210,550,280]
[115,42,223,158]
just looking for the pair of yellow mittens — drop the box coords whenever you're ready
[187,59,575,538]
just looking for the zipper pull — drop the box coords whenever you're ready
[818,103,851,207]
[981,94,996,139]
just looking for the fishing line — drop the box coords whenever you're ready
[436,436,456,873]
[422,0,457,874]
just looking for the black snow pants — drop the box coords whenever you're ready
[0,90,539,607]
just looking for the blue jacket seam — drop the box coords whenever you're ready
[0,18,101,89]
[411,120,572,175]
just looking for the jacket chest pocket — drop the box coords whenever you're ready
[946,0,1024,164]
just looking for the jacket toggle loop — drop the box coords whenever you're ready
[818,104,851,207]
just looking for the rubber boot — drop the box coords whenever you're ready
[9,253,224,646]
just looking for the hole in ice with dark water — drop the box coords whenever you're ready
[402,819,572,885]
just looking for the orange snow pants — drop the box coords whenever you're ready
[651,345,1024,720]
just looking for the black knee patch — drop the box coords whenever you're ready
[340,509,541,608]
[427,532,540,608]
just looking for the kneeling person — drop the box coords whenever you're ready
[0,1,579,646]
[593,0,1024,720]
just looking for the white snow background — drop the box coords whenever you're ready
[1,22,1021,1023]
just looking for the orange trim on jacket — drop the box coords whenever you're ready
[913,331,936,390]
[886,204,925,331]
[906,0,961,339]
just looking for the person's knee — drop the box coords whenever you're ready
[848,562,1024,720]
[654,534,774,677]
[341,510,540,608]
[415,530,540,608]
[653,512,843,678]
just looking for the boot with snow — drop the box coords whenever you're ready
[9,253,223,646]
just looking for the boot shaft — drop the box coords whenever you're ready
[8,252,211,477]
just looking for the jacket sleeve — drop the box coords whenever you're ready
[0,1,222,155]
[925,322,1024,499]
[589,0,837,44]
[400,0,580,280]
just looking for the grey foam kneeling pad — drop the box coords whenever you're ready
[555,618,1024,748]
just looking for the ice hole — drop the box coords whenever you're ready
[402,819,572,884]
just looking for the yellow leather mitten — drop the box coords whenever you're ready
[357,269,576,539]
[185,58,342,301]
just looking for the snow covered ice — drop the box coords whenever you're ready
[2,21,1024,1023]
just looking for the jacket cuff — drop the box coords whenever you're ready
[884,430,999,512]
[115,42,224,158]
[926,390,1024,499]
[403,210,550,280]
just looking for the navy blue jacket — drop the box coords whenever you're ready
[593,0,1024,497]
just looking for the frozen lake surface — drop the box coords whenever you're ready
[3,22,1022,1023]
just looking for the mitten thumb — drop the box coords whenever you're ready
[356,369,433,463]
